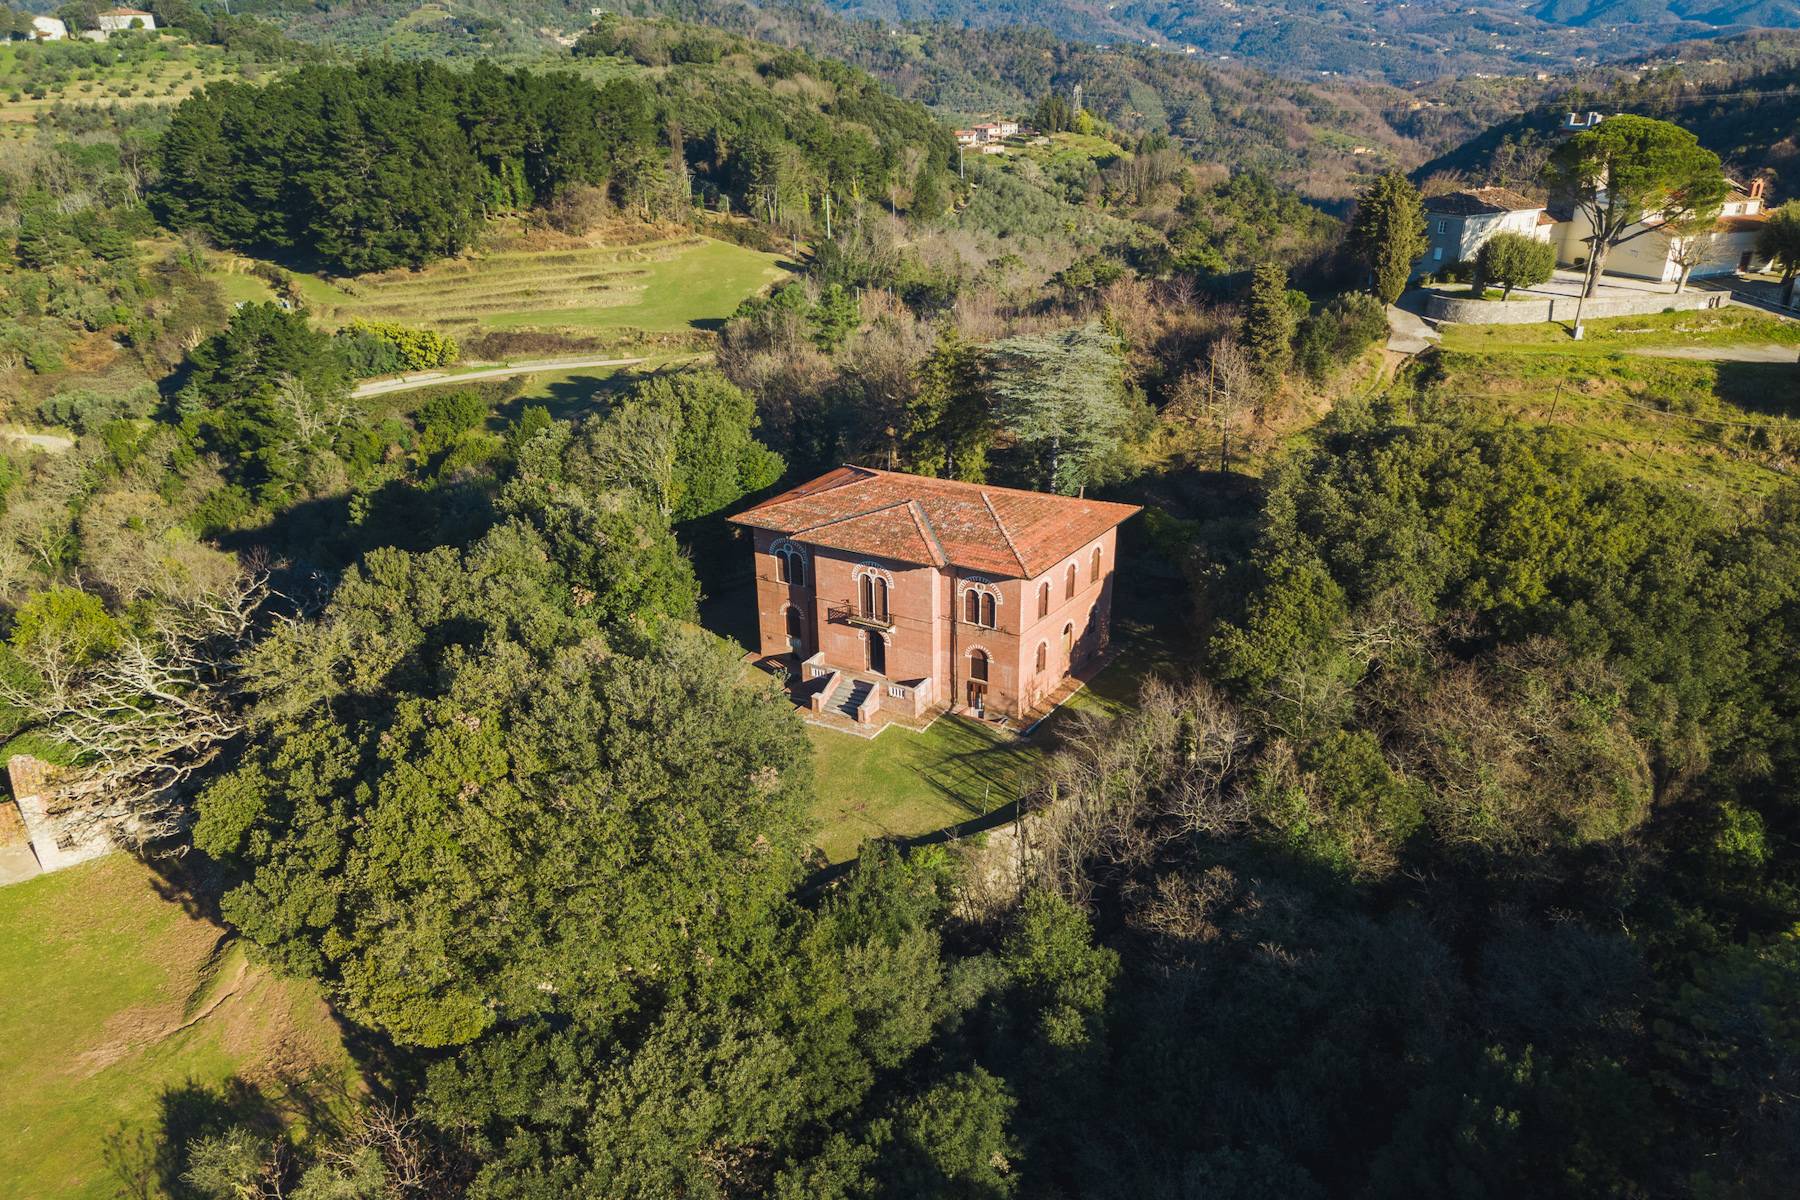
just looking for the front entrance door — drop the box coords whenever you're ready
[867,630,886,675]
[966,681,987,714]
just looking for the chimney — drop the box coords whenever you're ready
[1749,179,1765,200]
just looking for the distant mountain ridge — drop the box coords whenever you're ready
[821,0,1799,82]
[1535,0,1800,25]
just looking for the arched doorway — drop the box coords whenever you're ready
[867,629,887,675]
[784,605,806,656]
[967,648,989,713]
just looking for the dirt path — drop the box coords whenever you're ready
[351,355,648,398]
[0,429,74,452]
[1626,344,1800,364]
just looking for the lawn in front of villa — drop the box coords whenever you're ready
[806,618,1178,863]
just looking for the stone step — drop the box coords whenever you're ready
[839,679,871,718]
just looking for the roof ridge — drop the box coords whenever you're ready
[861,464,1138,510]
[741,465,875,517]
[907,500,949,567]
[979,490,1029,576]
[790,498,914,538]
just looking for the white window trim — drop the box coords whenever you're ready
[851,561,894,586]
[958,580,1003,606]
[772,538,810,585]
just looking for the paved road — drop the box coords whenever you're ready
[1627,344,1800,364]
[0,429,75,452]
[1385,302,1440,355]
[351,355,647,398]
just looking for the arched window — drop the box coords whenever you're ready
[964,587,997,629]
[969,648,989,682]
[1065,563,1077,600]
[1090,546,1102,584]
[784,606,804,639]
[774,544,805,587]
[860,573,874,617]
[1061,622,1073,658]
[1035,641,1047,673]
[1038,580,1050,619]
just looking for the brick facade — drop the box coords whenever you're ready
[737,469,1136,721]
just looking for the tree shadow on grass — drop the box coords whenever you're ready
[917,724,1041,822]
[514,372,638,423]
[1712,361,1800,418]
[104,1069,355,1200]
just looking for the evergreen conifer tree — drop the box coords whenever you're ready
[1347,171,1427,303]
[1241,262,1298,385]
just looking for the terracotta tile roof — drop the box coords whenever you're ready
[731,466,1142,579]
[1719,214,1768,232]
[1425,187,1545,216]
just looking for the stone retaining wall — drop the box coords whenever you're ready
[1425,288,1725,325]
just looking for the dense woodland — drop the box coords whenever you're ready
[0,4,1799,1199]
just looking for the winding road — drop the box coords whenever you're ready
[350,355,648,398]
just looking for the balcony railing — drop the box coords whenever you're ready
[826,603,893,631]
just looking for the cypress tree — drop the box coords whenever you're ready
[1348,170,1428,303]
[1241,262,1298,385]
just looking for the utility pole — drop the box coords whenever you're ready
[823,188,832,241]
[1571,228,1599,340]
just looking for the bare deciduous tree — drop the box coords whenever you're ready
[0,567,271,847]
[1201,336,1256,472]
[1028,678,1250,900]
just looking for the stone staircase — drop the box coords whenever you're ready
[828,678,872,720]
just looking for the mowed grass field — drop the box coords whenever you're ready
[0,856,359,1200]
[208,235,791,340]
[808,619,1177,864]
[1438,306,1800,354]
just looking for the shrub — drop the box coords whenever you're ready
[1473,232,1556,299]
[336,319,458,375]
[36,384,155,434]
[1296,291,1390,382]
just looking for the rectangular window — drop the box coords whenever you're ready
[1436,220,1447,234]
[1433,246,1443,261]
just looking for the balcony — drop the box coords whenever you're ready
[827,603,893,632]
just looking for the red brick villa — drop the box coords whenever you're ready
[730,467,1140,726]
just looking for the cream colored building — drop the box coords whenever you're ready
[1551,178,1774,283]
[93,7,158,36]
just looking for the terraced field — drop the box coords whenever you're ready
[1412,309,1800,506]
[209,234,791,338]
